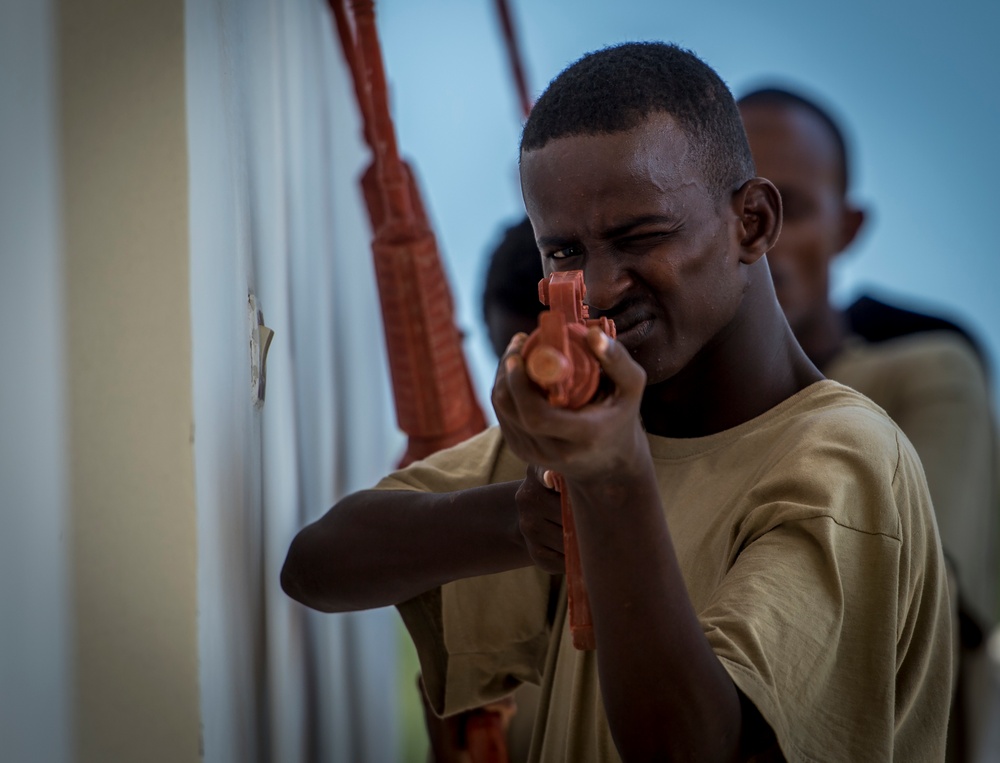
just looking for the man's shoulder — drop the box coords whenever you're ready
[374,427,526,492]
[853,328,981,368]
[757,380,901,451]
[830,330,989,401]
[646,381,902,466]
[739,381,915,538]
[845,293,986,365]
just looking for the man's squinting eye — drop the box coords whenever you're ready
[549,246,582,260]
[620,232,673,249]
[627,220,686,243]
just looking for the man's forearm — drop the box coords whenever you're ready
[568,468,745,762]
[280,481,530,612]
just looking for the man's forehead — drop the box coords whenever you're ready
[521,111,687,156]
[521,138,713,243]
[520,113,697,190]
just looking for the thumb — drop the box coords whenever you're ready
[586,325,646,394]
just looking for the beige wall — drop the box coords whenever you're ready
[58,0,201,760]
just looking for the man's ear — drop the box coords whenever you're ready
[836,204,867,254]
[732,177,781,264]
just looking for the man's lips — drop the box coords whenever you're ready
[588,303,655,347]
[611,317,654,346]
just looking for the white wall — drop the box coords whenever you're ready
[0,1,73,760]
[1,1,427,761]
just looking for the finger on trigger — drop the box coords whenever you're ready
[587,325,611,360]
[542,469,559,491]
[505,331,528,354]
[504,332,528,372]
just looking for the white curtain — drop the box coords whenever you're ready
[188,0,407,761]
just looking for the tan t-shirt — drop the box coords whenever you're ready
[381,381,953,762]
[826,331,999,626]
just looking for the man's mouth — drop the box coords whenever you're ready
[613,317,653,347]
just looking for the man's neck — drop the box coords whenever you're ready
[639,273,823,439]
[794,304,849,372]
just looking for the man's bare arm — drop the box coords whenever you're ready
[568,464,752,762]
[280,481,531,613]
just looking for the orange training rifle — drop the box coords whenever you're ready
[521,271,616,651]
[333,0,487,468]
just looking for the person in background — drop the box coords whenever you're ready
[738,85,999,761]
[482,216,546,360]
[282,42,954,761]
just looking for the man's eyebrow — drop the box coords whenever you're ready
[535,234,575,250]
[602,214,679,238]
[537,214,679,249]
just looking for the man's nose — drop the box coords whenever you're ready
[581,253,629,313]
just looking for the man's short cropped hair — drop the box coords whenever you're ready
[520,41,756,199]
[737,86,852,194]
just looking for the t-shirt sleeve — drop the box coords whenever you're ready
[701,418,952,762]
[400,568,554,718]
[704,516,902,761]
[374,427,520,494]
[377,427,554,717]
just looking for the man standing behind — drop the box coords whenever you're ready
[283,44,953,761]
[738,87,998,759]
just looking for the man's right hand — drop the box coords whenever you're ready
[515,465,565,574]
